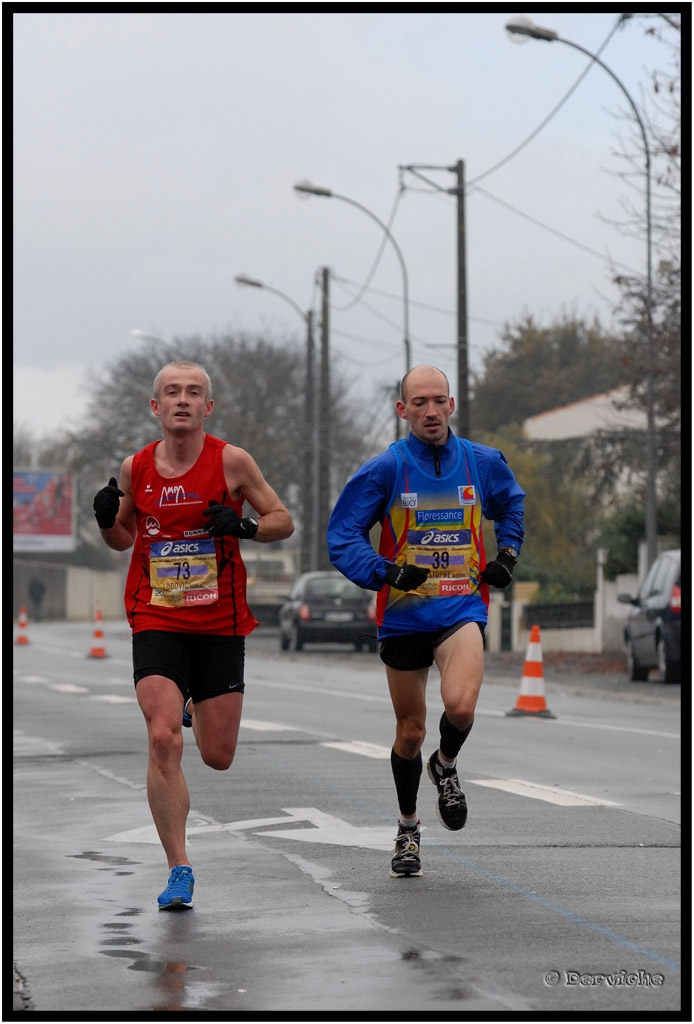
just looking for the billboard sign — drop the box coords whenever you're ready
[13,470,76,552]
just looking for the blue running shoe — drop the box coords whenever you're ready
[182,697,192,728]
[158,865,194,910]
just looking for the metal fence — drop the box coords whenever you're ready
[522,600,595,630]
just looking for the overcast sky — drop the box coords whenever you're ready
[13,12,672,438]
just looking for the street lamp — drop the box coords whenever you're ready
[130,328,170,346]
[234,273,318,573]
[293,180,411,377]
[505,17,658,570]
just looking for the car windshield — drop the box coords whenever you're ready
[305,577,363,600]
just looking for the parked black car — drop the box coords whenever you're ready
[279,571,378,652]
[618,549,681,683]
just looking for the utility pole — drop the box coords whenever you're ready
[301,309,315,573]
[452,159,469,437]
[399,161,469,437]
[317,268,331,570]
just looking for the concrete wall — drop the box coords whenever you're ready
[14,560,126,623]
[65,566,127,621]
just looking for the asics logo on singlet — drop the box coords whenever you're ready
[420,530,463,545]
[159,541,201,556]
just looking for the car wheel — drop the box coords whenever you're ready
[657,635,680,684]
[290,623,304,651]
[626,639,649,681]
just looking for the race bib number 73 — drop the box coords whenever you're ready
[148,538,219,608]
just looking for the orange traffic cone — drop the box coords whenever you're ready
[87,606,107,658]
[506,624,555,718]
[15,606,30,646]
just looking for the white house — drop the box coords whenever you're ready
[522,385,645,440]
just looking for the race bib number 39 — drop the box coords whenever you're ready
[405,527,472,597]
[148,538,219,608]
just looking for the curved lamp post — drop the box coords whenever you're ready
[293,180,411,377]
[130,328,170,346]
[234,274,318,573]
[505,16,657,569]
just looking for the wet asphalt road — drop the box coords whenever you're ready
[12,621,683,1018]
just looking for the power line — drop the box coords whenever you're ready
[467,17,626,188]
[396,16,643,276]
[471,186,642,274]
[332,273,504,326]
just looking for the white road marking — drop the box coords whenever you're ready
[14,675,51,683]
[249,679,680,739]
[89,695,138,704]
[470,778,621,807]
[51,683,90,694]
[241,719,299,732]
[13,730,65,756]
[105,808,396,850]
[476,707,679,739]
[322,740,391,759]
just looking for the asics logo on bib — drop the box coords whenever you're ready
[420,530,463,545]
[159,541,201,556]
[409,528,471,546]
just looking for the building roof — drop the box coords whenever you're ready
[522,385,645,441]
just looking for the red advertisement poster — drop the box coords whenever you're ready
[13,470,76,551]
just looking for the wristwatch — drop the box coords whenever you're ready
[498,546,518,561]
[245,517,259,537]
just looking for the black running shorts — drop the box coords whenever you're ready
[379,620,485,671]
[132,630,245,703]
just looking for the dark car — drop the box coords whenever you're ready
[279,571,378,652]
[618,549,681,683]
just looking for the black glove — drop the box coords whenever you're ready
[384,563,430,592]
[203,501,259,539]
[93,477,124,529]
[480,550,516,588]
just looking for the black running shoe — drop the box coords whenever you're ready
[390,824,422,878]
[427,751,467,830]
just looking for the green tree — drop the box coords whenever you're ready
[595,498,681,580]
[607,13,681,530]
[20,331,386,565]
[471,315,627,433]
[475,425,597,599]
